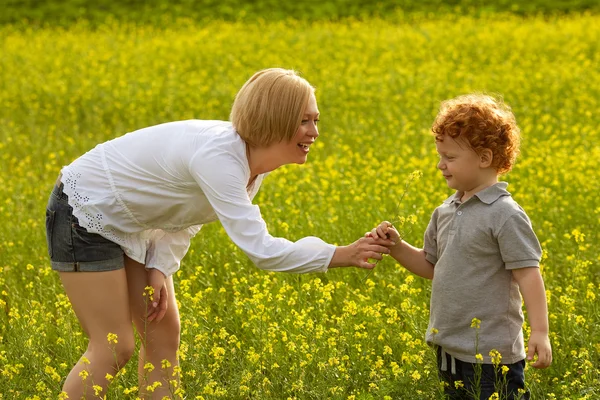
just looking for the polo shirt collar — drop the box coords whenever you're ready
[443,182,511,205]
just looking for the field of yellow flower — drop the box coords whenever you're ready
[1,12,599,399]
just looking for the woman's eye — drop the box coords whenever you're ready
[314,119,320,124]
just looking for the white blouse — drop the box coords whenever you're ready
[60,120,335,277]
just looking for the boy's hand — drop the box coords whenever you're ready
[367,221,401,244]
[527,331,552,368]
[147,268,169,323]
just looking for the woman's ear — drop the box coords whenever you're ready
[479,148,493,168]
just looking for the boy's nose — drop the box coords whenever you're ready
[437,160,445,170]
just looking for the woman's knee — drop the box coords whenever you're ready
[160,314,181,351]
[89,333,136,367]
[114,339,136,367]
[146,315,181,354]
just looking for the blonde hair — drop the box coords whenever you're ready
[230,68,314,147]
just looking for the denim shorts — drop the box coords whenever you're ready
[436,346,529,400]
[45,179,124,272]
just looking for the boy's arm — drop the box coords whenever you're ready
[389,240,434,280]
[512,267,552,368]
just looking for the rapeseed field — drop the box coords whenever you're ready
[0,12,598,399]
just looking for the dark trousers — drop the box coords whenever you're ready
[436,346,530,400]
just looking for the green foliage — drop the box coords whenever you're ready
[1,12,599,399]
[2,0,600,26]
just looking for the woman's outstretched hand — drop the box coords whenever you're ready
[329,235,396,269]
[147,268,169,323]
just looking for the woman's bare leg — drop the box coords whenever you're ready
[60,269,135,398]
[125,256,181,399]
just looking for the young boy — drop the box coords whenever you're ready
[371,94,552,399]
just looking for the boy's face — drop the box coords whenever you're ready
[435,135,488,193]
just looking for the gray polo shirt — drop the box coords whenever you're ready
[423,182,542,364]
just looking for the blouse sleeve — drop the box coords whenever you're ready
[189,151,335,274]
[145,225,202,277]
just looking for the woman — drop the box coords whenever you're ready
[45,68,393,398]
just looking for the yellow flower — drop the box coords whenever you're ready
[78,370,88,381]
[144,362,155,372]
[144,286,155,297]
[471,318,481,329]
[107,332,118,344]
[489,349,502,366]
[475,353,483,361]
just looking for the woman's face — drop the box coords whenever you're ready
[280,92,320,165]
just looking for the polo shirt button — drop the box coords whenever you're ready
[457,211,463,216]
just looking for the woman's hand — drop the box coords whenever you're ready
[368,221,401,243]
[147,268,169,323]
[330,235,395,269]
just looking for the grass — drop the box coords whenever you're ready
[0,11,599,399]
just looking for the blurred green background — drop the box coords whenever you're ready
[3,0,599,26]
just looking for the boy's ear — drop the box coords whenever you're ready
[479,149,493,168]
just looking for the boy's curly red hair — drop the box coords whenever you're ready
[432,94,520,174]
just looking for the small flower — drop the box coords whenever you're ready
[79,370,89,381]
[471,318,481,329]
[144,286,155,297]
[93,385,103,396]
[475,353,483,361]
[489,349,502,366]
[107,332,118,344]
[144,362,155,372]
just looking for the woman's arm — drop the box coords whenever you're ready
[191,152,392,272]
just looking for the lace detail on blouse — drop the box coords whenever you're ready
[62,170,126,246]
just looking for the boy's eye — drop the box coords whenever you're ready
[314,119,319,125]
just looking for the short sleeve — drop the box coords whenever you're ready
[189,150,335,273]
[423,209,438,265]
[498,210,542,269]
[145,225,202,277]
